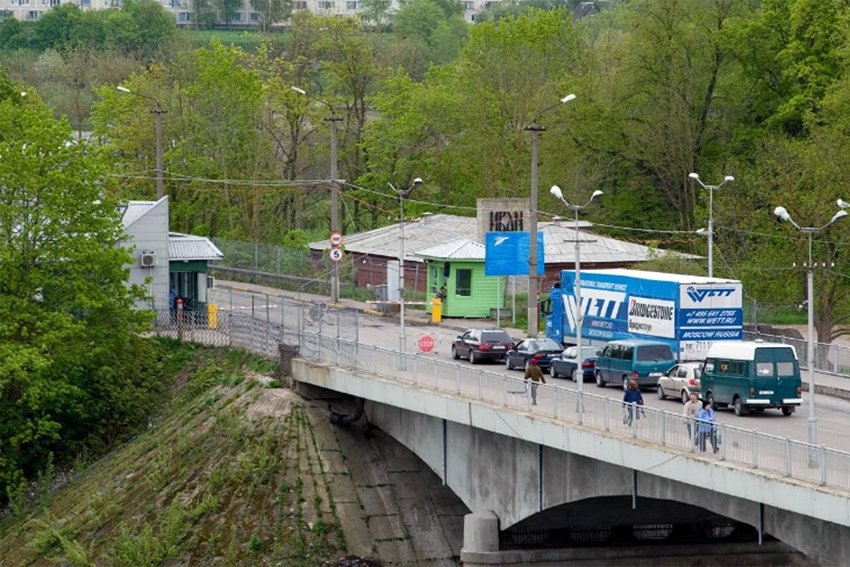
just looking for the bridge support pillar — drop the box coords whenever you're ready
[278,343,300,382]
[462,511,499,554]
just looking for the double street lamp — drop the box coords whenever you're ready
[526,93,577,337]
[291,86,344,304]
[688,172,734,278]
[389,177,424,364]
[550,185,603,417]
[774,201,849,447]
[117,86,166,199]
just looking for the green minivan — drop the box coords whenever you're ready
[700,342,802,416]
[594,339,677,390]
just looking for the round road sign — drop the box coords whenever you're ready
[329,231,343,246]
[418,335,435,353]
[328,247,345,262]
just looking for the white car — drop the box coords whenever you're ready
[656,362,702,404]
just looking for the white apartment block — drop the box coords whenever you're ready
[0,0,602,28]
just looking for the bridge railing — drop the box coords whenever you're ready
[152,310,850,493]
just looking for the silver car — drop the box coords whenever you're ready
[656,362,702,404]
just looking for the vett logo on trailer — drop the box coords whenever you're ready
[685,286,736,303]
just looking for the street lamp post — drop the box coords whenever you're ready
[688,172,734,278]
[525,93,576,337]
[550,185,603,419]
[390,178,424,364]
[117,86,166,199]
[774,201,849,447]
[291,86,344,304]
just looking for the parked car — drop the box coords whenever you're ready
[594,339,677,390]
[452,328,514,364]
[505,338,565,371]
[656,362,703,404]
[550,346,602,382]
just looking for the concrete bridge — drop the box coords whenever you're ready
[283,337,850,566]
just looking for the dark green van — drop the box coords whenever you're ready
[700,342,802,416]
[594,339,677,390]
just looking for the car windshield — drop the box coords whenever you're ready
[636,345,674,361]
[533,339,563,352]
[482,331,510,342]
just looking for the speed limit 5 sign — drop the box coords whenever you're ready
[328,247,345,262]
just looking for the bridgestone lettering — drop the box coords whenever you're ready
[628,302,673,320]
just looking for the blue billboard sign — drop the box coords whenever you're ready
[484,231,544,276]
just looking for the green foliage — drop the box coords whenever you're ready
[0,92,155,505]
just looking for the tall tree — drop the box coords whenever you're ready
[0,80,153,503]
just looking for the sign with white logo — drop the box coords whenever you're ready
[328,248,344,262]
[484,231,544,276]
[680,283,742,309]
[627,296,675,338]
[329,231,343,246]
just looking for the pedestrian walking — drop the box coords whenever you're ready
[683,392,701,446]
[622,380,644,425]
[524,359,546,405]
[697,400,719,453]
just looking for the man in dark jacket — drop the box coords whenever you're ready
[524,358,546,405]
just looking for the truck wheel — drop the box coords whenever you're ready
[595,371,606,388]
[733,396,748,416]
[782,406,795,416]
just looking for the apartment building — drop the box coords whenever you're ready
[0,0,604,28]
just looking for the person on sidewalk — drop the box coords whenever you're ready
[697,400,719,453]
[524,359,546,405]
[622,380,644,425]
[683,392,701,446]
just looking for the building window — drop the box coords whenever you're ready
[455,269,472,297]
[293,0,307,8]
[462,1,473,9]
[250,11,258,20]
[178,11,191,21]
[232,11,241,20]
[249,0,256,7]
[318,0,334,8]
[27,10,40,18]
[346,0,357,8]
[169,0,181,7]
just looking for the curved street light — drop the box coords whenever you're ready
[774,200,849,447]
[389,177,424,367]
[689,172,734,278]
[550,185,603,419]
[291,86,344,304]
[525,93,577,337]
[117,85,166,199]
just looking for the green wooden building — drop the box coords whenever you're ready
[415,240,506,318]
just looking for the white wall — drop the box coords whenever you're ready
[123,197,169,311]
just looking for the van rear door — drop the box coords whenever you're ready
[754,347,801,407]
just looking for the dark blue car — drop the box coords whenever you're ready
[550,346,602,382]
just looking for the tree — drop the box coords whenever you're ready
[214,0,242,29]
[0,17,29,50]
[360,0,392,28]
[0,81,153,504]
[191,0,219,29]
[254,0,292,32]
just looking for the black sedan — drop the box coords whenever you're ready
[505,338,565,371]
[452,328,515,364]
[550,346,602,382]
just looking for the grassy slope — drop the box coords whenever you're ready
[0,340,348,566]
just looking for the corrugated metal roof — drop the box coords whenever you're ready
[169,233,224,261]
[415,239,485,261]
[308,214,476,261]
[540,223,700,264]
[121,201,158,228]
[308,214,697,264]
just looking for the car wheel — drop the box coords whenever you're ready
[550,365,558,379]
[571,368,578,383]
[657,385,666,400]
[452,346,459,360]
[505,357,513,370]
[733,396,747,416]
[782,406,794,416]
[707,392,717,411]
[469,350,477,364]
[681,390,689,405]
[595,371,606,388]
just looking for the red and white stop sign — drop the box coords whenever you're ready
[418,335,435,352]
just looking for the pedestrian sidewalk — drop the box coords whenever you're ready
[212,280,850,402]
